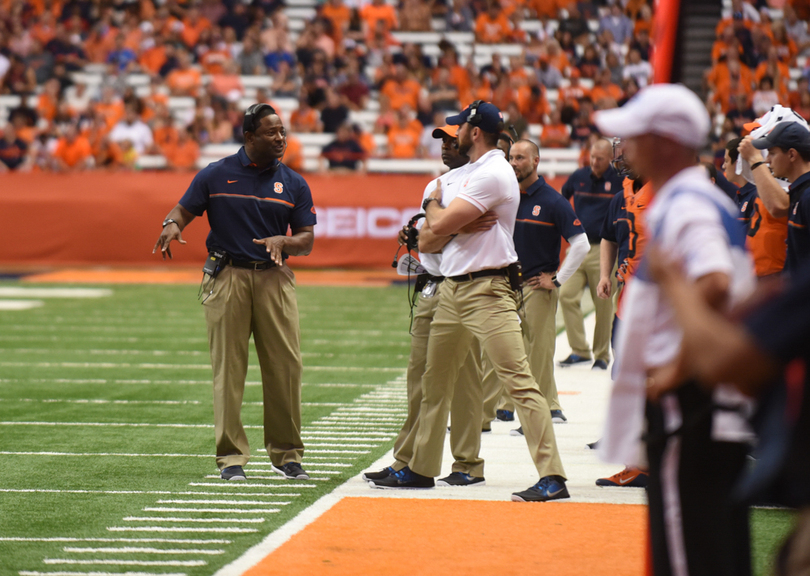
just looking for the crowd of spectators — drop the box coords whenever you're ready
[0,0,808,173]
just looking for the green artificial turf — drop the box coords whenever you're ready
[0,282,411,575]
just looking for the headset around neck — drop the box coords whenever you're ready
[242,103,276,134]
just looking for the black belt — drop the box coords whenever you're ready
[449,267,508,282]
[228,258,276,270]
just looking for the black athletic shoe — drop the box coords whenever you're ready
[437,472,485,487]
[496,409,515,422]
[511,476,570,502]
[551,409,568,424]
[272,462,310,480]
[220,465,246,481]
[592,359,609,370]
[362,466,395,481]
[510,426,524,436]
[368,466,434,489]
[558,354,592,367]
[586,439,600,450]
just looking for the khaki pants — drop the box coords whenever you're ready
[204,265,304,470]
[392,281,484,475]
[482,284,561,423]
[559,243,616,362]
[409,276,565,480]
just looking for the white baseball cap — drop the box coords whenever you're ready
[594,83,710,149]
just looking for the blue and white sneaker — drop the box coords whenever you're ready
[220,465,246,481]
[362,466,395,482]
[368,466,434,489]
[511,476,570,502]
[437,472,485,486]
[496,409,515,422]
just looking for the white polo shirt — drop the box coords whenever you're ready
[437,149,520,278]
[418,164,469,277]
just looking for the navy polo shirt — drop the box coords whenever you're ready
[179,147,317,262]
[736,182,757,224]
[599,190,630,267]
[787,171,810,273]
[561,165,624,243]
[514,176,585,279]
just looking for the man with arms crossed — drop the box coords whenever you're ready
[153,104,315,482]
[369,102,568,502]
[363,124,496,486]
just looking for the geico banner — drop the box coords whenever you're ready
[314,206,421,238]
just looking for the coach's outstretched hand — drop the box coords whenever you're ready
[153,223,186,260]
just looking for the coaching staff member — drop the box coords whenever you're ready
[153,104,316,482]
[559,138,623,370]
[371,102,568,502]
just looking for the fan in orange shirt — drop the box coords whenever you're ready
[282,134,305,173]
[475,2,512,44]
[354,124,377,158]
[166,50,202,96]
[290,97,323,133]
[52,125,93,171]
[540,109,571,148]
[36,79,61,124]
[93,86,126,130]
[139,39,169,75]
[387,110,422,159]
[321,0,351,44]
[360,0,398,34]
[163,128,200,171]
[557,69,592,113]
[526,0,565,18]
[517,81,550,124]
[380,64,422,112]
[590,69,624,107]
[151,117,179,153]
[180,7,211,49]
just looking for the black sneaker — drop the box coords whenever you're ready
[496,409,515,422]
[368,466,434,489]
[362,466,394,481]
[220,465,246,481]
[551,410,568,424]
[272,462,310,480]
[592,359,609,370]
[558,354,592,367]
[510,426,524,436]
[586,439,600,450]
[511,476,570,502]
[437,472,485,487]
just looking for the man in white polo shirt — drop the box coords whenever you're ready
[369,101,568,502]
[596,84,756,576]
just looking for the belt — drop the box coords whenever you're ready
[229,258,276,270]
[449,267,508,282]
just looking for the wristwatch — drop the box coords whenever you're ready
[422,197,441,211]
[552,275,561,288]
[162,219,179,228]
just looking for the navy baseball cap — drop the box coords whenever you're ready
[446,102,504,134]
[752,122,810,153]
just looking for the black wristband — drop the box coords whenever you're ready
[422,197,441,211]
[750,161,766,171]
[162,219,179,228]
[552,275,561,288]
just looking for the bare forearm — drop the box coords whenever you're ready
[752,167,789,217]
[418,221,453,253]
[600,239,618,280]
[164,204,197,230]
[282,229,314,256]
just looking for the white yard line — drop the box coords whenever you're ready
[107,528,258,534]
[142,508,280,514]
[62,548,224,555]
[43,560,205,567]
[0,288,112,298]
[122,517,265,524]
[0,538,229,544]
[20,572,187,576]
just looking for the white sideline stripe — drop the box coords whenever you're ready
[0,300,43,310]
[0,489,298,497]
[294,450,370,454]
[63,547,225,555]
[0,288,112,298]
[0,361,403,372]
[156,500,290,506]
[300,443,378,448]
[123,517,264,524]
[2,399,202,405]
[300,436,392,442]
[20,572,187,576]
[1,538,229,544]
[142,507,280,514]
[0,378,377,388]
[187,483,315,489]
[0,452,212,458]
[203,475,329,481]
[2,349,205,357]
[43,560,205,567]
[0,422,214,429]
[107,528,257,534]
[248,462,352,467]
[246,470,341,476]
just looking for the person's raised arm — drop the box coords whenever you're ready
[739,136,790,218]
[152,203,197,260]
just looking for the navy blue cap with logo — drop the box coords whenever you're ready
[445,101,504,134]
[752,122,810,153]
